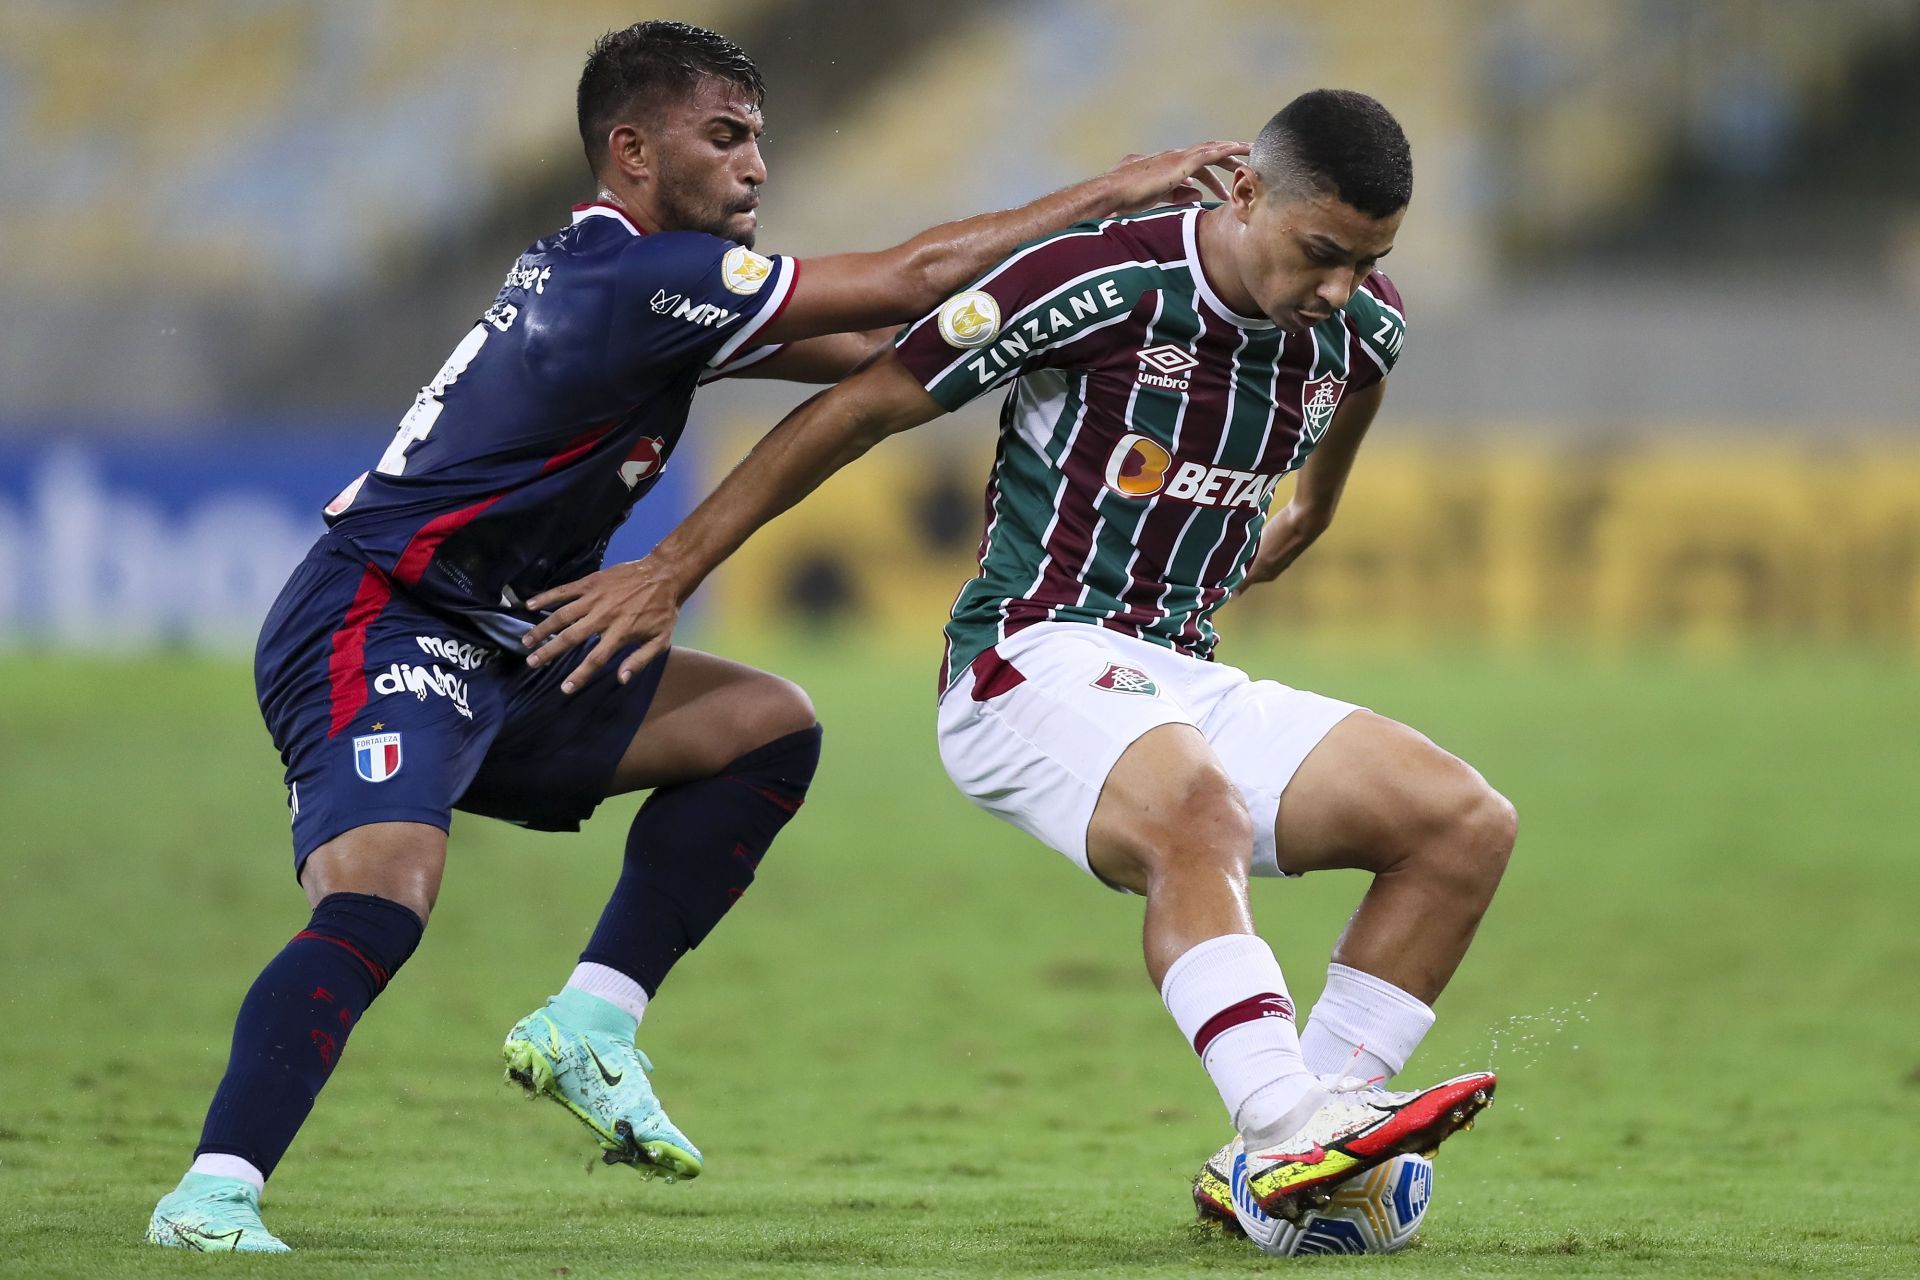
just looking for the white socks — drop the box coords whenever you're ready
[189,1152,265,1193]
[1298,962,1435,1084]
[1159,934,1317,1137]
[565,961,650,1025]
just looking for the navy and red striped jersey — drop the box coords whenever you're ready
[322,203,796,643]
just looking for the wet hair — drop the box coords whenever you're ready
[576,21,765,174]
[1249,89,1412,218]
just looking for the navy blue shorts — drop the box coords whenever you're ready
[255,534,666,873]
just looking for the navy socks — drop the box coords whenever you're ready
[195,892,423,1178]
[191,728,817,1180]
[580,725,822,995]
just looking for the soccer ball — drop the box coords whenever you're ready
[1199,1140,1433,1256]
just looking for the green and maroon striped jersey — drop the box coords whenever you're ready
[893,205,1405,687]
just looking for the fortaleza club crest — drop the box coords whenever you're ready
[1091,663,1159,696]
[353,732,403,783]
[1301,372,1347,442]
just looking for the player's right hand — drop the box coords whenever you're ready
[521,558,682,694]
[1102,141,1247,214]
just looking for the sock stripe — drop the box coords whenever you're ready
[1192,992,1295,1057]
[293,930,391,990]
[729,778,804,813]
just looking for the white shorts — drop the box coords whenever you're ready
[936,622,1362,882]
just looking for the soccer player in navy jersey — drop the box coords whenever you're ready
[527,90,1511,1227]
[145,21,1241,1252]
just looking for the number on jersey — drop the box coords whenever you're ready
[377,324,489,476]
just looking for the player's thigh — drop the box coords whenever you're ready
[936,625,1202,885]
[464,644,814,830]
[256,537,500,890]
[1195,674,1364,878]
[608,647,816,792]
[1083,722,1254,895]
[1267,710,1508,877]
[301,822,447,922]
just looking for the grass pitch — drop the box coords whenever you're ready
[1,639,1916,1277]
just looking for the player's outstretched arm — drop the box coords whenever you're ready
[1236,380,1387,593]
[715,329,895,384]
[524,352,943,690]
[754,142,1244,347]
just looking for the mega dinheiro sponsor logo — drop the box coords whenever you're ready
[373,663,472,718]
[415,634,492,670]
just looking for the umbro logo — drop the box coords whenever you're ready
[1136,344,1197,391]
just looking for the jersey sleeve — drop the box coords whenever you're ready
[1341,270,1406,392]
[696,342,785,384]
[610,231,798,375]
[893,228,1142,412]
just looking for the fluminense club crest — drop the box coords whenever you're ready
[1300,373,1347,443]
[1091,663,1159,696]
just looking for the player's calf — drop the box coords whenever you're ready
[506,719,823,1177]
[1084,726,1332,1156]
[584,722,824,1002]
[149,886,426,1248]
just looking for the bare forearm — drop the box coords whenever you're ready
[890,176,1123,316]
[652,363,939,599]
[760,142,1244,344]
[650,400,872,599]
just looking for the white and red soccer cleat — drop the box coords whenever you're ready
[1238,1071,1494,1221]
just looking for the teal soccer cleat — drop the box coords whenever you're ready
[503,990,703,1181]
[146,1173,291,1253]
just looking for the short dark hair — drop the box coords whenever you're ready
[1250,89,1411,218]
[576,21,766,175]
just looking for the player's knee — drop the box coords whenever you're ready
[680,674,819,779]
[735,673,818,759]
[1421,778,1516,900]
[1134,763,1255,884]
[300,823,446,925]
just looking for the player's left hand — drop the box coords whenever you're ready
[521,559,680,693]
[1233,502,1325,596]
[1118,152,1236,208]
[1103,142,1247,214]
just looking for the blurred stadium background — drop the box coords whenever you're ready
[4,0,1920,653]
[3,2,1919,1274]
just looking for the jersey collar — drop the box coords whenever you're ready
[1182,207,1273,329]
[571,202,645,236]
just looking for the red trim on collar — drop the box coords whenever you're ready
[570,202,647,235]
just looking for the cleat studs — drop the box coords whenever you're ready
[1472,1090,1487,1104]
[1451,1109,1465,1122]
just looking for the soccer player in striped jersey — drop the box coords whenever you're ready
[143,20,1244,1254]
[524,90,1511,1221]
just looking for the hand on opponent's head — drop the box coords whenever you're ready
[1102,141,1247,214]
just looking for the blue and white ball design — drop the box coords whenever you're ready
[1229,1147,1433,1256]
